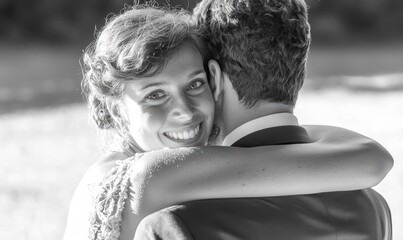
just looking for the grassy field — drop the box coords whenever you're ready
[1,45,402,239]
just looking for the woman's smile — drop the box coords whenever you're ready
[163,122,203,144]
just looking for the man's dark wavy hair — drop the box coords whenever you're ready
[193,0,311,107]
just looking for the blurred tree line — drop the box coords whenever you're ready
[306,0,403,45]
[1,0,402,45]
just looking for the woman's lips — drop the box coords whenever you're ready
[163,122,203,143]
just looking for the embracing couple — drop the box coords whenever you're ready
[64,0,393,239]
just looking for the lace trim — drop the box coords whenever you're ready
[88,154,142,240]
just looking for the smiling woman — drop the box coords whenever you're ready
[120,42,214,151]
[63,6,221,239]
[62,4,393,240]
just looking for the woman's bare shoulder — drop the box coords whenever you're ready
[84,151,129,183]
[64,152,131,240]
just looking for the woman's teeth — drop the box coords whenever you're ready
[166,124,200,140]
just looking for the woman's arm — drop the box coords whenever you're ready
[128,125,393,215]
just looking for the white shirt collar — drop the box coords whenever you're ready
[222,113,299,146]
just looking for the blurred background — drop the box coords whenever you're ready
[0,0,402,239]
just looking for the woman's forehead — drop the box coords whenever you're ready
[128,43,206,89]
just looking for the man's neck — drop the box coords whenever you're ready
[222,101,294,137]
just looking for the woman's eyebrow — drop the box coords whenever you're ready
[139,69,205,90]
[140,82,164,90]
[189,69,206,78]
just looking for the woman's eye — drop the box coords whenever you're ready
[145,91,166,100]
[187,80,204,90]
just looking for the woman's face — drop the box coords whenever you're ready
[121,42,215,151]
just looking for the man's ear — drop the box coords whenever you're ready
[208,59,224,101]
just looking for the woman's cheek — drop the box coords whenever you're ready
[199,93,215,132]
[203,91,215,117]
[143,105,168,129]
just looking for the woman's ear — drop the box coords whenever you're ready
[208,59,223,102]
[105,97,125,123]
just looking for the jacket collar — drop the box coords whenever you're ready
[222,113,300,146]
[231,125,310,147]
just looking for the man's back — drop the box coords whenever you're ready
[148,188,391,239]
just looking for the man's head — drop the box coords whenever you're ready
[194,0,311,108]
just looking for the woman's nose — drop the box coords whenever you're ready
[171,95,194,121]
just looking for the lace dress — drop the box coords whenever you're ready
[88,153,143,240]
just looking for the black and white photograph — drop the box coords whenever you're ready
[1,0,402,239]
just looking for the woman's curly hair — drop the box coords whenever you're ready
[81,5,211,130]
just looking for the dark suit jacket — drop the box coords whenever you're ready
[134,126,392,240]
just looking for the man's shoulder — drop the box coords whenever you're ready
[301,124,363,138]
